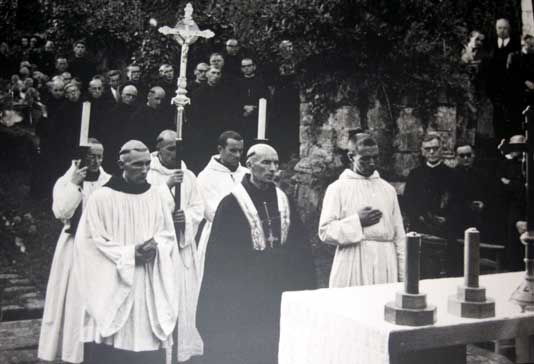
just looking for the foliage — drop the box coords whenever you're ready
[0,0,44,42]
[39,0,145,62]
[190,0,520,120]
[0,0,523,118]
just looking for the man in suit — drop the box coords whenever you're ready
[106,69,121,103]
[488,18,520,140]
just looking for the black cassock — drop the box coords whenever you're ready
[197,175,316,364]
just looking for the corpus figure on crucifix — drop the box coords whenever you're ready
[158,1,214,199]
[197,143,316,364]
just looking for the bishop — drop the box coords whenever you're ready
[197,143,316,364]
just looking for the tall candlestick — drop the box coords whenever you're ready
[405,232,421,295]
[80,101,91,146]
[464,228,480,288]
[448,227,494,318]
[527,108,534,231]
[385,231,436,326]
[257,98,267,140]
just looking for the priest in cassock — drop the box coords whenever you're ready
[318,133,405,288]
[74,140,180,364]
[146,130,205,362]
[38,139,111,364]
[51,81,83,177]
[197,143,316,364]
[196,130,248,283]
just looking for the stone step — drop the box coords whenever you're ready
[0,319,40,351]
[1,304,43,322]
[3,286,35,299]
[18,293,38,300]
[8,279,32,286]
[0,348,40,364]
[0,274,20,282]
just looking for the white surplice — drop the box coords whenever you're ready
[75,182,180,352]
[38,163,110,363]
[196,155,248,282]
[147,153,205,362]
[318,169,406,288]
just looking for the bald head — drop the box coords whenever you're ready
[246,143,277,164]
[118,140,151,184]
[246,144,279,187]
[121,85,138,105]
[225,38,239,56]
[88,78,104,99]
[157,130,176,148]
[147,86,165,109]
[156,130,179,168]
[119,140,149,162]
[48,79,65,99]
[496,18,511,39]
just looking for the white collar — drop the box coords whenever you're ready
[498,37,510,47]
[426,160,443,168]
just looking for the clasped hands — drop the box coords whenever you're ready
[135,238,157,265]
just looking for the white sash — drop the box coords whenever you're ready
[232,184,290,251]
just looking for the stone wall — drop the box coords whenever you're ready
[291,98,462,232]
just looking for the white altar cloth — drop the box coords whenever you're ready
[279,271,534,364]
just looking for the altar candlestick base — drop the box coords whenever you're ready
[448,228,495,318]
[448,287,495,319]
[385,293,437,326]
[510,232,534,311]
[384,232,437,326]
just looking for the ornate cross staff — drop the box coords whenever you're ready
[158,3,214,209]
[158,6,214,364]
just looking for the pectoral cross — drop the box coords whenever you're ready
[263,202,279,248]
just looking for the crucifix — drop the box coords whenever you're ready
[158,5,214,364]
[158,3,214,209]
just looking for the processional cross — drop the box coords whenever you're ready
[158,7,213,364]
[158,3,214,209]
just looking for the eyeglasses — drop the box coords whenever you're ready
[423,146,440,152]
[457,153,473,158]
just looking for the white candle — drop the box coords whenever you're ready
[80,101,91,146]
[257,98,267,140]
